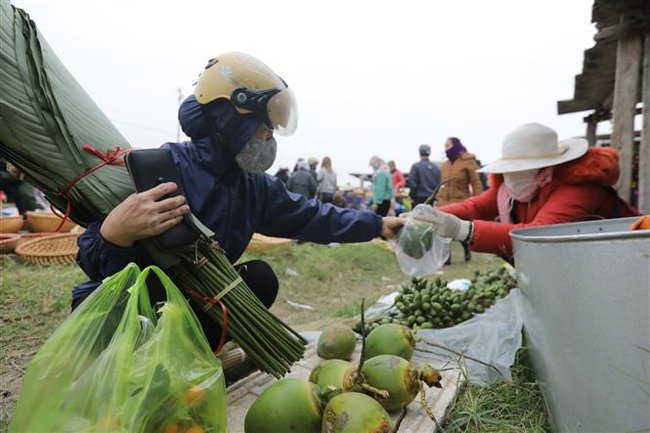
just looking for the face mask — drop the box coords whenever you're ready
[235,136,277,173]
[503,169,539,199]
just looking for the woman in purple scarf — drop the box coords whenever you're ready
[437,137,484,263]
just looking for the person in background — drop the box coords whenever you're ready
[293,157,305,172]
[273,166,290,184]
[0,158,37,214]
[408,144,441,206]
[369,156,394,216]
[287,160,318,199]
[71,52,404,348]
[317,156,337,204]
[307,156,319,182]
[437,137,483,263]
[415,123,639,264]
[388,160,406,215]
[475,159,489,191]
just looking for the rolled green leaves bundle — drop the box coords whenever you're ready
[0,1,305,377]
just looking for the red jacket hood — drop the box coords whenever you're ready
[488,147,620,188]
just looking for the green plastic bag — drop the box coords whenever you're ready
[9,264,228,433]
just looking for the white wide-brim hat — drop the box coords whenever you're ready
[478,122,588,173]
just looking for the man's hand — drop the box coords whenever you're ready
[412,209,472,241]
[381,216,405,240]
[100,182,190,247]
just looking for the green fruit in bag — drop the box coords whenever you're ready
[400,220,434,259]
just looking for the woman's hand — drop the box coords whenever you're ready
[413,209,472,241]
[100,182,190,247]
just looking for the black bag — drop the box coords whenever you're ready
[125,148,199,250]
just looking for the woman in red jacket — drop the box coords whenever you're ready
[417,122,639,262]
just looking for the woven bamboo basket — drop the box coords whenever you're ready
[15,233,79,265]
[245,233,293,253]
[16,232,57,247]
[0,233,20,254]
[25,211,77,233]
[0,215,24,233]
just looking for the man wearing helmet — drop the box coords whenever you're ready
[408,144,441,206]
[72,52,404,347]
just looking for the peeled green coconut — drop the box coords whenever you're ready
[317,325,357,360]
[362,354,442,412]
[321,392,394,433]
[309,359,358,391]
[244,378,326,433]
[364,323,416,360]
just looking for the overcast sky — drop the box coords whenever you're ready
[11,0,599,186]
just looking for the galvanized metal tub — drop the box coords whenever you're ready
[511,217,650,433]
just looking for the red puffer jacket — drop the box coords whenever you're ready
[439,147,639,259]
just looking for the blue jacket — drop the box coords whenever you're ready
[73,96,382,302]
[408,159,441,201]
[287,168,317,198]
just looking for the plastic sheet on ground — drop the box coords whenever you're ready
[415,289,523,385]
[362,288,524,386]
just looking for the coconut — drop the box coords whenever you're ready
[361,354,442,412]
[317,325,358,360]
[364,323,415,360]
[244,378,326,433]
[321,392,394,433]
[309,359,358,391]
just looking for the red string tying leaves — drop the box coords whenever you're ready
[186,289,230,355]
[50,144,131,232]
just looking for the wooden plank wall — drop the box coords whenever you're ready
[640,33,650,213]
[611,30,642,203]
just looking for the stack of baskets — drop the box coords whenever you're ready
[0,233,21,254]
[0,214,23,233]
[0,212,81,263]
[0,215,23,254]
[25,211,78,233]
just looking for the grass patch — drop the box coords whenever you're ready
[0,255,87,430]
[444,345,551,433]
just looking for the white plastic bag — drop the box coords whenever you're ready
[414,289,524,385]
[393,204,451,277]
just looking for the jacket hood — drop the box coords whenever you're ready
[178,95,259,175]
[489,147,620,188]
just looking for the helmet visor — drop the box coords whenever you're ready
[268,86,297,136]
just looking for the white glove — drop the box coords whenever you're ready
[413,208,473,242]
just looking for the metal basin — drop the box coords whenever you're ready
[511,217,650,433]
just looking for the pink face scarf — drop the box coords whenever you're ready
[497,167,554,224]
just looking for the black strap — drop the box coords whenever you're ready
[608,186,622,218]
[510,200,519,224]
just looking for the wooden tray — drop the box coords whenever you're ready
[225,341,463,433]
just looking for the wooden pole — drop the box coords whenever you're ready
[639,33,650,214]
[585,114,598,146]
[611,30,642,203]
